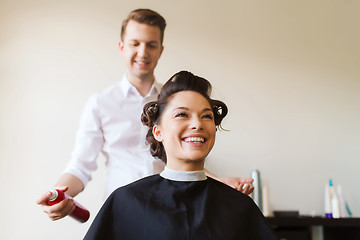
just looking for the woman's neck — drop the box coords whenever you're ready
[166,160,204,172]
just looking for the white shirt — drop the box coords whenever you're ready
[63,75,165,198]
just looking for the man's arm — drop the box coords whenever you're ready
[204,169,254,195]
[55,173,85,197]
[37,93,104,221]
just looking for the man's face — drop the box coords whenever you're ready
[119,20,164,81]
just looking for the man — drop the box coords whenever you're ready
[37,9,253,221]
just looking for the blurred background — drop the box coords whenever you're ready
[0,0,359,239]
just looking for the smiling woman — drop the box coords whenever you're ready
[83,71,277,240]
[141,70,227,169]
[152,90,217,171]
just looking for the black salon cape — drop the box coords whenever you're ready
[84,175,277,240]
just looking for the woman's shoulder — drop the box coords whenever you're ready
[111,174,163,197]
[207,177,254,202]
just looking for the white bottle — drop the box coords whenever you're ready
[336,185,348,218]
[262,184,271,217]
[324,183,332,218]
[251,169,262,212]
[329,179,340,218]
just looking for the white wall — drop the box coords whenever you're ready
[0,0,359,239]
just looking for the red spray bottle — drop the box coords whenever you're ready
[47,189,90,223]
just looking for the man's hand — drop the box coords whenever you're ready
[36,186,76,221]
[219,177,254,195]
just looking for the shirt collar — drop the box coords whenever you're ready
[160,166,207,182]
[120,75,161,98]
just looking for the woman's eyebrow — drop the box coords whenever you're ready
[172,106,189,111]
[172,107,212,112]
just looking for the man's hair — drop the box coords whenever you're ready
[121,9,166,44]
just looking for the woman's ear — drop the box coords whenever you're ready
[153,125,163,142]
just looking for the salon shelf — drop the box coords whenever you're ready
[266,216,360,240]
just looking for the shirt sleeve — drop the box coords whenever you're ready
[63,93,104,187]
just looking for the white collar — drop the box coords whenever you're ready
[120,75,161,98]
[160,166,207,182]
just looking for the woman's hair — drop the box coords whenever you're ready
[121,9,166,44]
[141,70,228,163]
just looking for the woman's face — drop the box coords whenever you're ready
[153,91,216,171]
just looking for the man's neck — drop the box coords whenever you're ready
[126,73,155,97]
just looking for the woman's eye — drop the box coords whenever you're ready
[202,114,214,120]
[175,112,188,118]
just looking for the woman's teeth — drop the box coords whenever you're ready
[184,137,205,143]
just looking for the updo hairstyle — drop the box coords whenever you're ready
[141,70,228,163]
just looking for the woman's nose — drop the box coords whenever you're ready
[191,117,204,130]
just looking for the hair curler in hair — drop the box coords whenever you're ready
[47,189,90,223]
